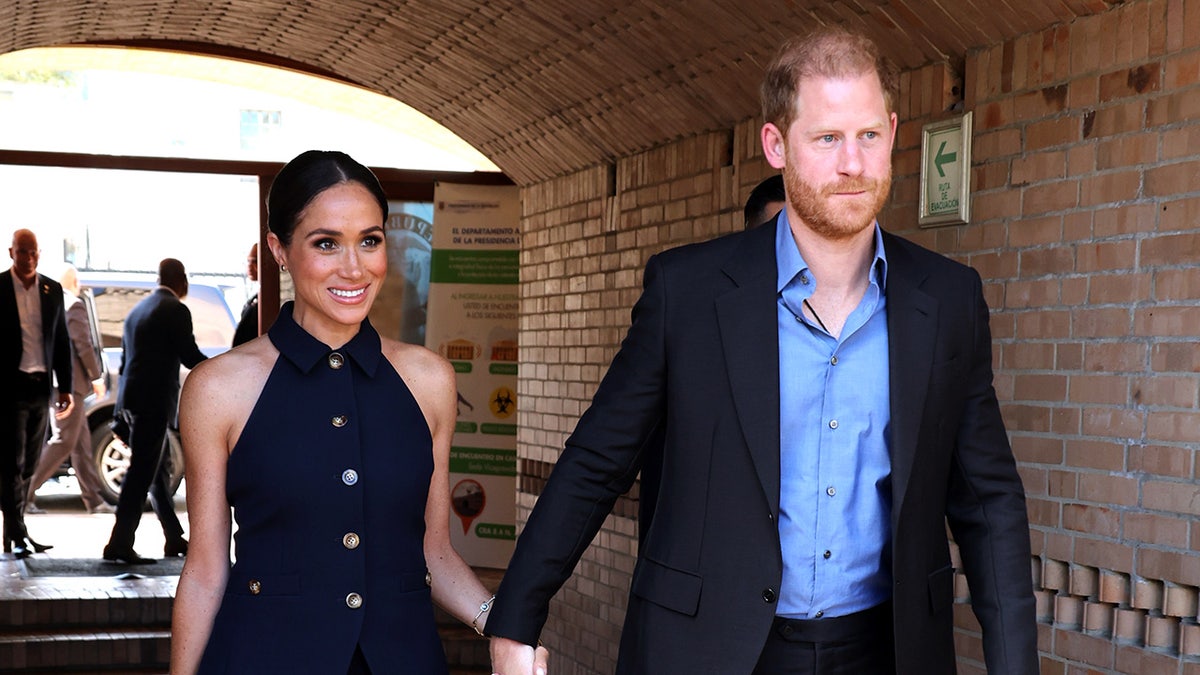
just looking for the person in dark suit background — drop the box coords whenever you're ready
[744,174,787,230]
[231,243,259,347]
[26,264,113,515]
[1,228,72,558]
[488,27,1036,675]
[102,257,205,564]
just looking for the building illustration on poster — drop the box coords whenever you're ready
[427,182,520,569]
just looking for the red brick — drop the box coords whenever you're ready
[1081,169,1142,206]
[1012,149,1067,185]
[1005,279,1060,309]
[1135,306,1200,338]
[1014,85,1071,122]
[1057,342,1085,371]
[1074,474,1132,509]
[1132,376,1198,409]
[1052,623,1115,668]
[1088,272,1151,304]
[1048,469,1078,499]
[1083,342,1147,372]
[1013,434,1066,464]
[1151,342,1200,373]
[1002,403,1053,433]
[1014,373,1069,401]
[1162,125,1200,161]
[1098,63,1162,103]
[1093,203,1156,238]
[1074,536,1135,575]
[1004,341,1056,370]
[1050,406,1082,436]
[1020,247,1075,278]
[1096,133,1159,169]
[968,251,1019,280]
[1148,411,1200,444]
[1147,88,1200,127]
[1081,406,1144,440]
[1072,307,1132,339]
[1143,478,1200,515]
[1164,50,1200,89]
[1023,180,1080,215]
[1064,503,1120,537]
[973,127,1022,161]
[1075,240,1136,273]
[1125,512,1190,549]
[1008,216,1064,247]
[1146,159,1200,196]
[1065,438,1127,471]
[1138,548,1200,587]
[1016,310,1072,339]
[1026,117,1081,151]
[972,189,1022,223]
[1027,496,1062,528]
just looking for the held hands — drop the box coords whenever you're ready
[489,636,549,675]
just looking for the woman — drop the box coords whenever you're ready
[170,150,546,674]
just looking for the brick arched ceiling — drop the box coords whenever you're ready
[0,0,1117,184]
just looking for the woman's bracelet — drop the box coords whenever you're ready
[472,595,496,637]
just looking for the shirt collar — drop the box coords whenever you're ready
[774,210,889,293]
[268,301,382,377]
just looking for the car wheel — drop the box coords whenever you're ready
[91,424,186,506]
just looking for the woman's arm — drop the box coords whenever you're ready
[169,358,235,675]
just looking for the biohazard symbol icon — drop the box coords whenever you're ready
[489,387,516,418]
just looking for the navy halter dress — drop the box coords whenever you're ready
[198,302,448,674]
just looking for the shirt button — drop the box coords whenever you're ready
[332,414,348,428]
[826,486,836,497]
[248,579,261,595]
[343,532,360,549]
[830,355,838,366]
[328,352,345,369]
[345,592,363,609]
[824,550,832,559]
[425,571,432,587]
[800,275,809,285]
[829,419,838,429]
[762,588,777,603]
[815,610,824,618]
[342,469,359,486]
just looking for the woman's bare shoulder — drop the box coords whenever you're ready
[380,337,454,384]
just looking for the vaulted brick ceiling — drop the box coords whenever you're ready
[0,0,1117,184]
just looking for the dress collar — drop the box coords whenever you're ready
[268,301,382,377]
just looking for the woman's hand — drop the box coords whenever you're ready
[489,636,549,675]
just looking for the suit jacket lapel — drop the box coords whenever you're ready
[1,269,20,362]
[883,233,938,517]
[715,224,782,516]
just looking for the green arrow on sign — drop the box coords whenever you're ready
[934,141,957,178]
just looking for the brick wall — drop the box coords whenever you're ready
[515,1,1200,672]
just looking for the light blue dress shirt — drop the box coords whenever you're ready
[775,211,893,619]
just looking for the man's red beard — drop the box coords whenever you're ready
[784,163,892,241]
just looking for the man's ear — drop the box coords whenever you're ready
[762,123,787,170]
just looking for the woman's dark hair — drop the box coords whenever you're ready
[267,150,388,245]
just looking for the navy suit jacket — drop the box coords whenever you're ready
[0,268,72,400]
[116,287,206,417]
[488,221,1038,674]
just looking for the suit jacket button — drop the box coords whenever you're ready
[331,414,348,428]
[248,579,261,595]
[328,352,345,369]
[342,469,359,485]
[346,592,363,609]
[762,588,776,603]
[342,532,360,549]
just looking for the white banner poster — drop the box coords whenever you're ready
[427,182,520,568]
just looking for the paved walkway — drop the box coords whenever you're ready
[0,479,187,599]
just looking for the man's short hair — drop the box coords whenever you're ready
[761,27,900,135]
[158,258,187,289]
[744,175,786,229]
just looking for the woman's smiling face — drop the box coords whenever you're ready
[268,180,387,345]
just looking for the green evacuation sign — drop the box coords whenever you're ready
[920,111,972,226]
[925,128,961,216]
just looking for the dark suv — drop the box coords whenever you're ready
[78,272,238,504]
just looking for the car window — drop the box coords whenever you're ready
[90,287,151,348]
[85,283,235,351]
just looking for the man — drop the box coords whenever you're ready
[102,258,205,564]
[744,174,787,229]
[0,229,72,558]
[231,243,258,347]
[26,264,114,515]
[488,28,1036,674]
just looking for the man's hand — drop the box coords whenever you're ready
[53,392,74,420]
[489,636,549,675]
[92,380,106,398]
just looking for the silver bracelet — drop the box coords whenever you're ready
[472,594,496,637]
